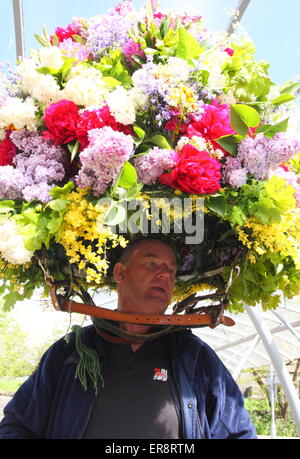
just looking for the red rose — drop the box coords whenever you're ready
[76,106,133,149]
[0,131,17,166]
[159,144,221,195]
[43,100,80,145]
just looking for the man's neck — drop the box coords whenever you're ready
[120,322,151,351]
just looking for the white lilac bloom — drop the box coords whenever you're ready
[106,86,136,125]
[62,64,109,107]
[0,217,34,265]
[16,59,62,106]
[38,46,65,70]
[0,96,38,131]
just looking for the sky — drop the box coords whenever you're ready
[1,0,299,86]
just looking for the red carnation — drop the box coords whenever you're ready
[188,100,236,153]
[159,144,221,195]
[76,106,133,149]
[0,131,17,166]
[43,100,80,145]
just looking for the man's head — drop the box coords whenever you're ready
[113,238,178,315]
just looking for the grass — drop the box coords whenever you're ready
[0,377,24,395]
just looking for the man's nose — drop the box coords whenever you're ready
[156,264,173,277]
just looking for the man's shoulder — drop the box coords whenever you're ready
[173,329,224,369]
[43,325,96,363]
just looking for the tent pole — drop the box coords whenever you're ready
[245,305,300,436]
[12,0,25,60]
[232,334,260,380]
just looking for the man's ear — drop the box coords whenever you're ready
[113,262,126,284]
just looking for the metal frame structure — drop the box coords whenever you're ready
[12,0,24,59]
[227,0,252,34]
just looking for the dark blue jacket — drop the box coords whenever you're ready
[0,327,256,439]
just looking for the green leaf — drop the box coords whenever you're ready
[0,200,15,213]
[51,34,59,46]
[271,94,295,106]
[36,66,58,76]
[133,125,145,142]
[205,195,227,217]
[148,134,171,149]
[71,34,86,44]
[67,140,80,162]
[216,134,244,156]
[102,76,121,88]
[126,182,144,201]
[175,26,203,61]
[280,81,300,95]
[115,161,138,190]
[34,34,48,47]
[49,182,75,199]
[47,199,69,212]
[230,104,261,135]
[255,118,289,137]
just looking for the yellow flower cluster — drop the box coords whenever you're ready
[166,84,198,116]
[236,210,300,267]
[60,189,128,285]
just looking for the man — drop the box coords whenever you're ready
[0,238,257,439]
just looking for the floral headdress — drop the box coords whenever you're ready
[0,0,300,315]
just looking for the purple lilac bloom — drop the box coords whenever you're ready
[76,126,134,196]
[86,13,132,56]
[0,166,27,199]
[110,0,134,16]
[0,130,67,203]
[222,156,248,188]
[132,62,166,96]
[134,147,178,185]
[58,38,90,62]
[237,133,300,180]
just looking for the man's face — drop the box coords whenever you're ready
[113,240,177,314]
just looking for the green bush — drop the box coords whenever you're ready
[245,399,297,437]
[0,311,46,377]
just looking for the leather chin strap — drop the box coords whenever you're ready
[50,283,235,343]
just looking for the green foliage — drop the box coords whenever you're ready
[222,39,273,101]
[224,177,296,227]
[0,312,38,377]
[93,50,132,88]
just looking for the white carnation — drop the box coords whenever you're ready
[62,65,109,107]
[0,96,37,131]
[0,218,34,265]
[106,86,136,125]
[0,129,5,141]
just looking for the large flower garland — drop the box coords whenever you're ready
[0,0,300,313]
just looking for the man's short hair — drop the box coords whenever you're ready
[119,236,177,266]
